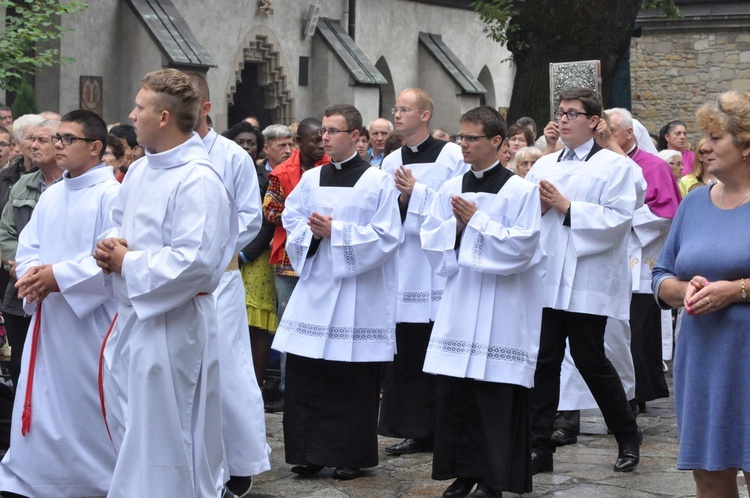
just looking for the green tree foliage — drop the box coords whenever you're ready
[473,0,679,48]
[0,0,88,92]
[11,80,38,116]
[471,0,680,125]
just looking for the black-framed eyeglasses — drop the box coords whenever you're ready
[554,110,591,121]
[52,134,97,146]
[455,134,492,144]
[319,128,352,136]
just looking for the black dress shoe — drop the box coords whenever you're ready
[551,427,578,446]
[443,477,476,498]
[385,437,433,455]
[226,475,253,498]
[469,482,502,498]
[290,464,324,476]
[531,450,553,475]
[332,467,362,480]
[613,428,643,472]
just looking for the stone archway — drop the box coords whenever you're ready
[375,56,395,120]
[227,29,293,128]
[477,65,496,109]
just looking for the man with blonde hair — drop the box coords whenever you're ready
[95,69,236,497]
[187,71,269,498]
[379,88,466,455]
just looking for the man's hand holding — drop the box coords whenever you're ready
[15,264,58,303]
[452,196,477,232]
[539,180,570,214]
[394,166,416,197]
[94,238,129,274]
[308,212,333,240]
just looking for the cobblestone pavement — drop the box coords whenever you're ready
[249,366,749,498]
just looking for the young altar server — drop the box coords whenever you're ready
[421,106,545,498]
[271,104,401,481]
[188,72,269,498]
[0,110,119,498]
[94,69,236,498]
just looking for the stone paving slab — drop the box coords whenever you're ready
[251,368,749,497]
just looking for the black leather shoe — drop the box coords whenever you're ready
[332,467,363,480]
[385,437,433,455]
[443,477,476,498]
[613,429,643,472]
[290,464,324,476]
[469,482,502,498]
[531,450,553,475]
[551,427,578,446]
[264,397,284,413]
[226,475,253,498]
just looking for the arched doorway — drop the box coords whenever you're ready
[227,32,293,129]
[375,57,395,120]
[477,65,496,109]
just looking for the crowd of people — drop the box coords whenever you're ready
[0,71,745,498]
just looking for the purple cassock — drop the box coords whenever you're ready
[628,146,682,219]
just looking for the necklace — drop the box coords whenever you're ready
[720,185,750,209]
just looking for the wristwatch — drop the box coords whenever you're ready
[741,278,747,302]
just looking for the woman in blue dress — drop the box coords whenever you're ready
[652,90,750,497]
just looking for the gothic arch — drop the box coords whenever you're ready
[375,56,395,119]
[227,27,293,126]
[477,65,496,109]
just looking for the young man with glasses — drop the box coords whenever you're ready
[0,110,118,498]
[271,104,401,481]
[525,87,643,475]
[422,105,545,498]
[379,88,467,457]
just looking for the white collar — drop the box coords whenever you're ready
[471,161,500,178]
[331,151,358,169]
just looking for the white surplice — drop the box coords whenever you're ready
[525,148,637,320]
[202,129,270,478]
[420,174,546,387]
[555,156,646,410]
[271,166,401,362]
[100,134,236,498]
[381,140,467,322]
[0,165,119,497]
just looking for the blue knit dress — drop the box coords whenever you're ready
[653,184,750,470]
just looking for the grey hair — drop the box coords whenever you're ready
[658,149,682,163]
[605,108,633,129]
[12,114,44,141]
[368,119,394,132]
[35,119,61,132]
[262,124,292,142]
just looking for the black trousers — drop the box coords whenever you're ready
[630,293,669,402]
[433,376,532,495]
[378,322,435,440]
[3,312,31,391]
[529,308,637,454]
[283,354,382,469]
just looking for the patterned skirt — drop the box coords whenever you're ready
[241,249,278,332]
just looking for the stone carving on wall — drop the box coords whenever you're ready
[549,60,601,120]
[259,0,273,15]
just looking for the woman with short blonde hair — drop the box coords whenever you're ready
[653,90,750,498]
